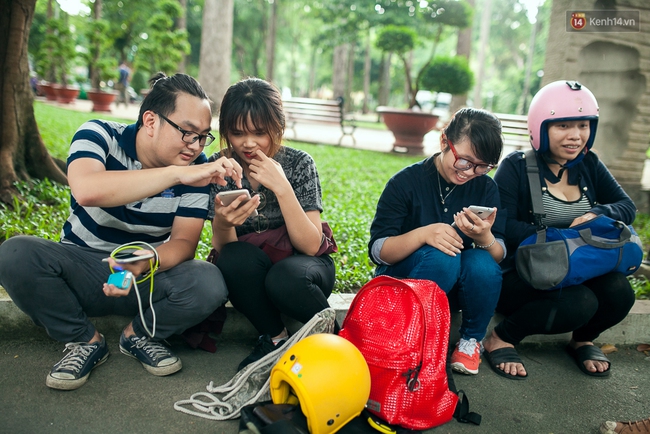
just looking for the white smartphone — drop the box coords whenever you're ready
[451,205,496,227]
[217,189,258,217]
[102,251,155,263]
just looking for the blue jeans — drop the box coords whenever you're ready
[376,246,501,341]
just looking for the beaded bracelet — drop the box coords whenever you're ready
[474,237,496,249]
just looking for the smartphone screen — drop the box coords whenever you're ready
[217,189,258,217]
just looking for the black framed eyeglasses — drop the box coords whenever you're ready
[447,138,494,175]
[156,112,215,148]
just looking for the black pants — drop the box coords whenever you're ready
[216,242,336,336]
[0,236,227,342]
[494,270,635,345]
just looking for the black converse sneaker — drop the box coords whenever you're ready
[119,334,182,376]
[46,334,109,390]
[237,334,288,371]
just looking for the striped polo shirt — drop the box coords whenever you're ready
[61,120,209,252]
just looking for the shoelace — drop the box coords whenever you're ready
[131,337,172,361]
[622,418,650,433]
[56,342,97,373]
[458,338,479,356]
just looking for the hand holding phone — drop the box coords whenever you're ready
[217,189,258,217]
[451,205,495,227]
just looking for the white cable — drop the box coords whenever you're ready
[109,242,160,339]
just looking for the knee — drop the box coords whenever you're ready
[186,262,229,316]
[418,246,461,273]
[216,242,270,277]
[461,250,502,283]
[0,236,42,285]
[565,288,599,323]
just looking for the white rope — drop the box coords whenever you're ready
[173,307,336,420]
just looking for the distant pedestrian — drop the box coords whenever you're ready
[116,61,130,107]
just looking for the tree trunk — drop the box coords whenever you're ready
[177,0,187,73]
[332,44,347,100]
[472,0,492,109]
[199,0,233,114]
[0,0,68,205]
[89,0,102,90]
[450,0,474,114]
[362,30,371,114]
[265,0,277,83]
[378,52,391,107]
[345,43,354,112]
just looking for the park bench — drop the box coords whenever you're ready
[283,97,357,145]
[494,112,529,151]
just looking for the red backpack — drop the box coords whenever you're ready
[339,276,459,430]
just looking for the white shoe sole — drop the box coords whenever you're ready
[450,361,479,375]
[46,352,109,390]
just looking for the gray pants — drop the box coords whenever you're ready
[0,236,228,342]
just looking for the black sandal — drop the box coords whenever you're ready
[483,347,528,380]
[565,345,611,377]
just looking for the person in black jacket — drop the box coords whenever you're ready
[369,108,506,376]
[483,81,636,380]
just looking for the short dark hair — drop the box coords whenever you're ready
[137,72,211,126]
[218,78,285,158]
[442,108,503,165]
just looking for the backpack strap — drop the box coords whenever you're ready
[524,150,546,228]
[446,357,481,426]
[453,390,482,425]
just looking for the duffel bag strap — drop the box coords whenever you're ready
[578,222,632,249]
[525,150,546,228]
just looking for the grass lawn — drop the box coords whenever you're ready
[1,101,649,298]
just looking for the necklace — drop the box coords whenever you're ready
[437,171,457,204]
[436,155,457,205]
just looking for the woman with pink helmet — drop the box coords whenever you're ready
[482,81,637,380]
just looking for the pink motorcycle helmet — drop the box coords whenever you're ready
[527,80,599,166]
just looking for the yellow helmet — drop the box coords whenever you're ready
[270,333,371,434]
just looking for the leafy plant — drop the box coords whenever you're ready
[135,0,190,75]
[36,17,77,85]
[375,0,473,108]
[419,55,473,96]
[85,18,118,89]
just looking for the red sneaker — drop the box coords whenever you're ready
[450,338,481,375]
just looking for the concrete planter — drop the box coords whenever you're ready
[38,82,58,101]
[87,89,119,112]
[53,85,80,104]
[377,106,440,155]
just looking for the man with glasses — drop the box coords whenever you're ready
[0,73,242,390]
[369,107,506,377]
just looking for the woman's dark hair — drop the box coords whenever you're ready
[441,107,503,165]
[218,78,285,158]
[137,72,211,126]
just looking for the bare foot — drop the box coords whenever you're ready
[483,329,527,378]
[568,339,610,374]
